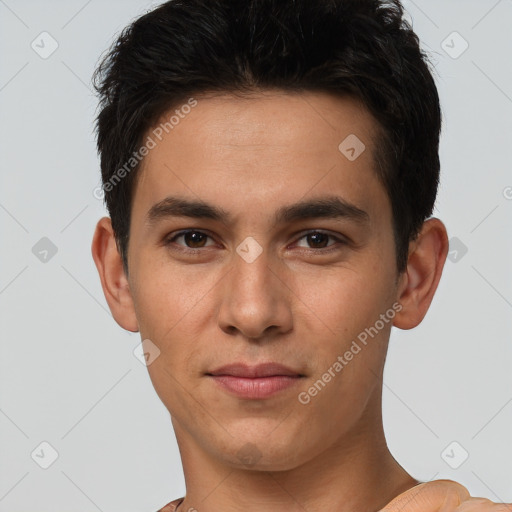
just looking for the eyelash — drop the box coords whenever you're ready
[163,229,347,254]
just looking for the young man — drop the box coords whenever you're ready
[91,0,509,510]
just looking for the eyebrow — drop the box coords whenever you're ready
[145,195,370,228]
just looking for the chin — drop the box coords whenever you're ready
[218,436,312,472]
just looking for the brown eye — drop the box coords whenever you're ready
[182,231,208,248]
[295,231,345,250]
[165,230,215,249]
[306,232,329,248]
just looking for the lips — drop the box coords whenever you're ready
[206,362,304,378]
[206,362,305,399]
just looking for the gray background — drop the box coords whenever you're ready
[1,0,511,510]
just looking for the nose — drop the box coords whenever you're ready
[216,245,293,341]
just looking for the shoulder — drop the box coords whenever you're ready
[155,497,185,512]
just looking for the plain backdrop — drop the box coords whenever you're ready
[1,0,511,510]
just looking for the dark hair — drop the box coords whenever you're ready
[92,0,441,274]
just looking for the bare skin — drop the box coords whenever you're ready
[381,480,512,511]
[91,90,474,511]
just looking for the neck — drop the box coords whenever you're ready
[171,390,420,512]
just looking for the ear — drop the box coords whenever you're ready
[91,217,139,332]
[393,218,449,330]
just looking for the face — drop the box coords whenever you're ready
[124,91,403,470]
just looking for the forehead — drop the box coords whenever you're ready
[147,90,378,158]
[132,90,389,227]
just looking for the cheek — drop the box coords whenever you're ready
[293,257,396,398]
[131,261,213,410]
[298,271,393,412]
[130,255,228,396]
[130,250,217,338]
[295,264,390,338]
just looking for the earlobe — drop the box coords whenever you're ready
[393,218,449,330]
[91,217,139,332]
